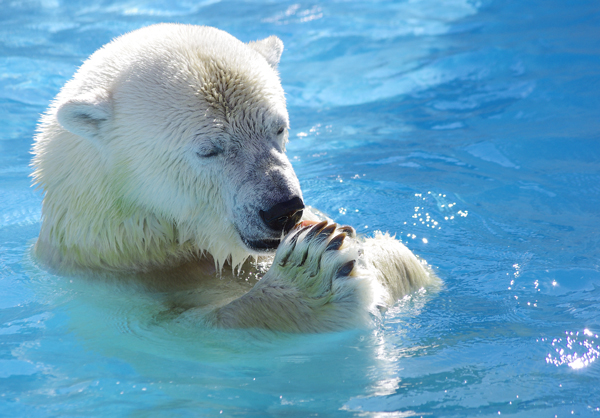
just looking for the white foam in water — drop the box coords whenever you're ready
[1,0,600,416]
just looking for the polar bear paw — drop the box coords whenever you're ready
[273,221,357,297]
[255,221,379,331]
[214,220,384,332]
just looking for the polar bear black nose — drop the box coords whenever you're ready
[260,197,305,234]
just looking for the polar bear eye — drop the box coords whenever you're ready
[198,150,219,158]
[276,126,286,136]
[196,144,222,159]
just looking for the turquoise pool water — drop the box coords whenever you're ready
[1,0,600,416]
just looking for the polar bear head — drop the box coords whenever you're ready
[32,24,304,271]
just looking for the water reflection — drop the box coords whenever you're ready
[544,329,600,370]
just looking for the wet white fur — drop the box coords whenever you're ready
[32,24,439,332]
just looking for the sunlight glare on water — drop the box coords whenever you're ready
[544,330,600,370]
[1,0,600,416]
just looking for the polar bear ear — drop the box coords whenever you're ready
[248,36,284,69]
[56,91,112,141]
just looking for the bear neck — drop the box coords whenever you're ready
[36,190,198,274]
[33,128,200,273]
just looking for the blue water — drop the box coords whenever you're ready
[1,0,600,416]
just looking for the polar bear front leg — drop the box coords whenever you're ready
[207,221,440,332]
[211,221,380,332]
[359,230,440,304]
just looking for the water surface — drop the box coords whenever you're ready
[1,0,599,416]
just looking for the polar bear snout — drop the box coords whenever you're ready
[259,196,304,234]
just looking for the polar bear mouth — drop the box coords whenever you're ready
[240,236,281,252]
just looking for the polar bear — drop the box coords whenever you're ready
[32,23,438,332]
